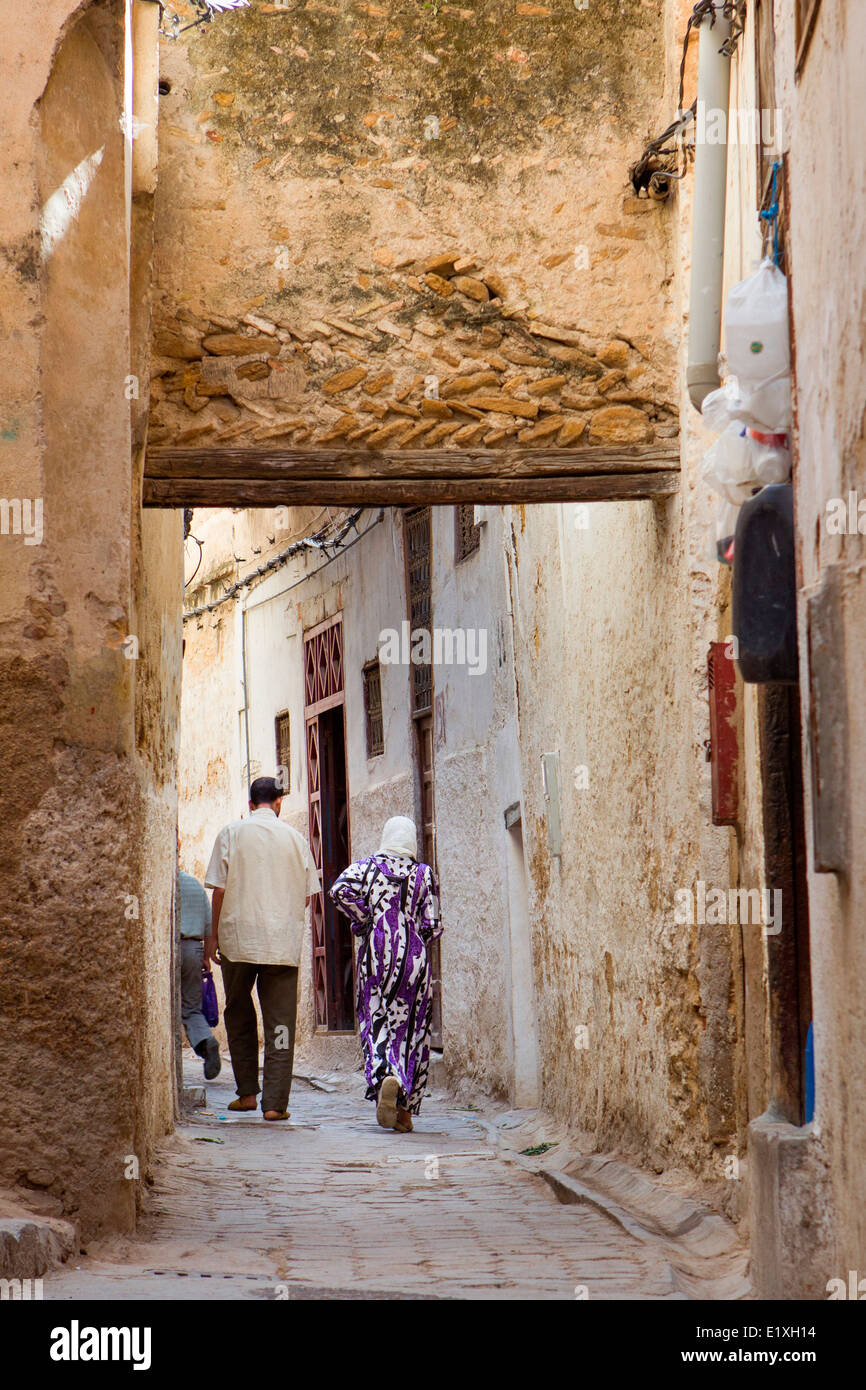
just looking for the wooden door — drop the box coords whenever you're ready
[304,614,353,1031]
[319,704,353,1031]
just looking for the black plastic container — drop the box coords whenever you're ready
[732,482,799,683]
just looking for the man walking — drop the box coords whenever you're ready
[178,868,222,1080]
[204,776,320,1121]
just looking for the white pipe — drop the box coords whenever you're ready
[687,6,733,412]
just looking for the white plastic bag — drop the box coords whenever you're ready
[726,259,790,385]
[738,371,792,431]
[724,260,792,430]
[700,383,737,434]
[701,423,758,506]
[702,370,791,434]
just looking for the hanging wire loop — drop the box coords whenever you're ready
[760,160,783,267]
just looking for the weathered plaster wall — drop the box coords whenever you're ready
[497,0,760,1194]
[507,492,717,1172]
[430,506,524,1103]
[150,0,678,455]
[0,0,181,1241]
[773,0,866,1287]
[177,508,249,880]
[666,0,771,1208]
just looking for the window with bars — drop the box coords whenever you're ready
[274,710,291,792]
[405,507,433,715]
[363,661,384,758]
[455,503,480,562]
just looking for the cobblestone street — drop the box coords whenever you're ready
[43,1066,745,1302]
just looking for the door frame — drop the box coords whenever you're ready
[303,612,355,1032]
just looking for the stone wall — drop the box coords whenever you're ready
[151,0,679,453]
[150,284,676,452]
[0,1,181,1241]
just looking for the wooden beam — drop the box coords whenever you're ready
[143,471,680,507]
[145,443,678,481]
[142,442,680,506]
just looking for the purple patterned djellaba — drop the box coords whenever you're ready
[329,852,442,1114]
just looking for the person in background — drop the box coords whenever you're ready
[204,776,320,1122]
[330,816,442,1133]
[178,868,222,1080]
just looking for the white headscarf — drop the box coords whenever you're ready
[379,815,418,859]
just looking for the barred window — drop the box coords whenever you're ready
[455,503,480,562]
[405,507,433,715]
[363,661,384,758]
[274,710,291,792]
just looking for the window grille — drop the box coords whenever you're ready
[405,508,433,715]
[455,503,480,561]
[363,661,384,758]
[274,710,291,792]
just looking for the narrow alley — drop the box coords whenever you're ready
[44,1064,746,1302]
[2,0,866,1353]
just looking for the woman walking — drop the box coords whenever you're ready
[329,816,442,1132]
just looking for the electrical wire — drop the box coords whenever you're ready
[631,1,747,197]
[240,508,386,617]
[183,533,204,590]
[183,507,384,622]
[159,1,250,39]
[760,160,783,267]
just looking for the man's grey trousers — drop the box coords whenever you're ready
[181,937,214,1051]
[219,956,298,1113]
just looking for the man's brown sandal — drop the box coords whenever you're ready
[263,1110,291,1121]
[228,1098,257,1112]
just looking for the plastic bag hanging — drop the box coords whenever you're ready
[724,259,792,431]
[700,423,758,507]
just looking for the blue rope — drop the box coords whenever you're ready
[760,160,782,266]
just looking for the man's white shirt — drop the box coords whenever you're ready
[205,807,321,966]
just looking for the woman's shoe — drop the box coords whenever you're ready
[394,1105,414,1133]
[376,1076,400,1129]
